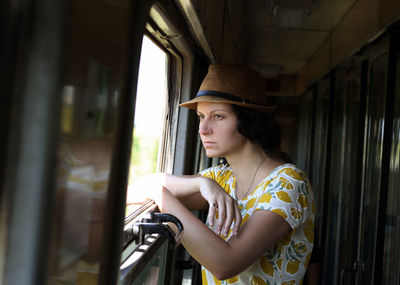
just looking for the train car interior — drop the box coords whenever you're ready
[1,0,400,284]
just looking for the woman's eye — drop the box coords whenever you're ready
[197,114,205,120]
[214,114,223,119]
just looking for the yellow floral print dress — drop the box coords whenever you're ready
[199,163,315,285]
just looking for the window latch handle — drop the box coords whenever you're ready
[340,261,361,285]
[132,212,184,246]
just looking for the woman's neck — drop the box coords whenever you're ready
[226,144,283,199]
[226,144,265,173]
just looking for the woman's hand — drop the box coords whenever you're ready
[199,177,242,236]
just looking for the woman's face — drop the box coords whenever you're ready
[196,102,247,158]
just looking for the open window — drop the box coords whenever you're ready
[120,2,204,284]
[125,35,169,217]
[120,35,179,284]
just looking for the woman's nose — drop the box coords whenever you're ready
[199,120,211,135]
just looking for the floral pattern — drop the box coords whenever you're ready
[199,163,315,285]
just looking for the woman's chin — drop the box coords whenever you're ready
[205,150,223,158]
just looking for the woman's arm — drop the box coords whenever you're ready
[128,173,242,235]
[128,173,207,209]
[163,174,209,210]
[158,188,291,280]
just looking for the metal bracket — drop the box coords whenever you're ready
[131,212,184,247]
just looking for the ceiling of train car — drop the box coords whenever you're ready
[176,0,357,79]
[246,0,356,77]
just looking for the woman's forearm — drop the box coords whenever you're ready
[128,173,209,210]
[156,188,238,279]
[164,174,211,210]
[129,173,241,231]
[163,174,204,197]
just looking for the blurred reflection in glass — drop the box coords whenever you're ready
[48,0,131,283]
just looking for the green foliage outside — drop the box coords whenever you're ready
[128,126,160,186]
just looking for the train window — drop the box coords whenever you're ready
[126,36,168,216]
[358,51,388,283]
[382,51,400,284]
[119,2,201,283]
[45,1,134,283]
[295,90,314,173]
[322,61,364,284]
[309,78,330,243]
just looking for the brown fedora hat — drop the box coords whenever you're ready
[180,64,276,112]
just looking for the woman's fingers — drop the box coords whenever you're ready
[212,198,240,236]
[233,202,242,235]
[222,200,234,236]
[200,178,242,236]
[208,202,217,227]
[215,200,226,235]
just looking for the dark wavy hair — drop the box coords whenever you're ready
[232,104,292,163]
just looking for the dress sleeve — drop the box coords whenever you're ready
[198,164,228,180]
[198,167,215,179]
[255,167,312,230]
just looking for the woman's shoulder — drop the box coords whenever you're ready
[273,163,309,182]
[261,163,312,197]
[258,163,310,191]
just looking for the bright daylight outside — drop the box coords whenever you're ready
[126,36,167,215]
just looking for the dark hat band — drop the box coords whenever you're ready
[196,90,258,105]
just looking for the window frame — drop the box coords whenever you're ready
[118,1,208,284]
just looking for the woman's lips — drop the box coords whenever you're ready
[203,141,215,147]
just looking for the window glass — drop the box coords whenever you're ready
[310,79,330,246]
[382,52,400,284]
[322,64,362,285]
[322,69,347,285]
[47,1,132,283]
[121,235,169,285]
[359,53,387,283]
[295,90,313,173]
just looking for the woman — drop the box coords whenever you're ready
[130,64,314,284]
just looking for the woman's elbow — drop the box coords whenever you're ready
[213,271,232,281]
[211,265,241,281]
